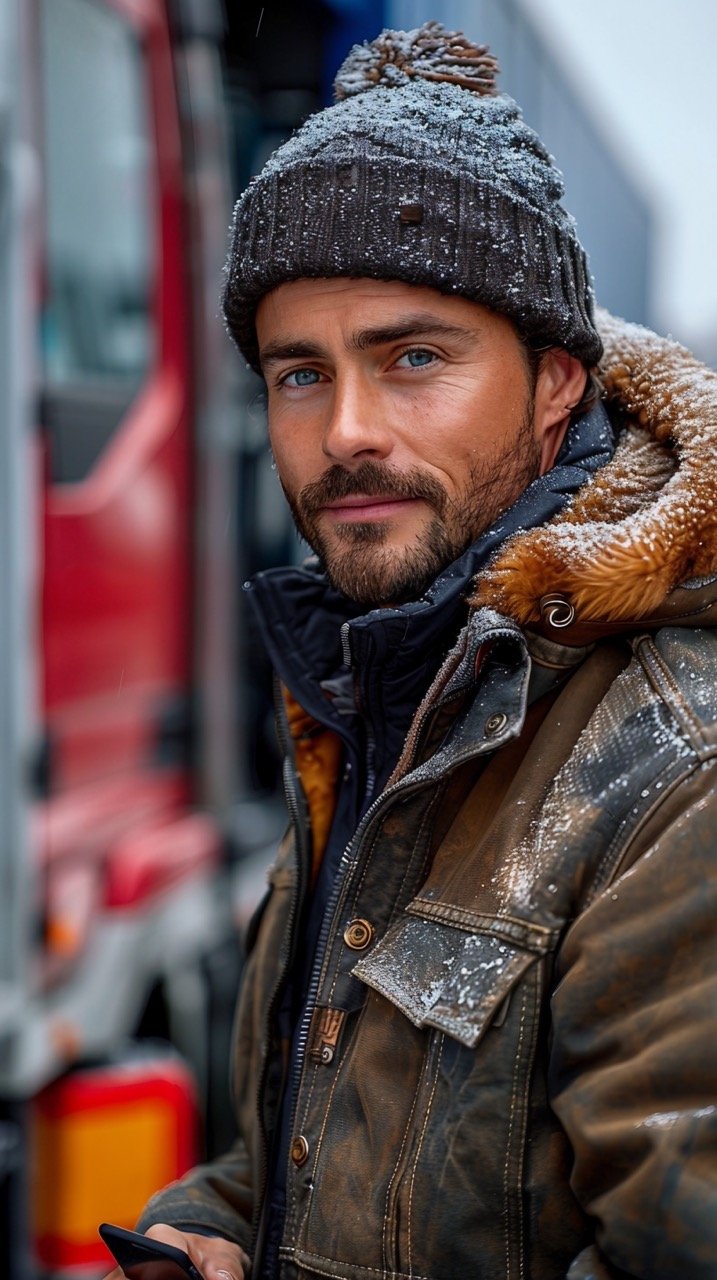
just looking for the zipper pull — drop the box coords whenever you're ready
[340,621,352,670]
[308,1006,346,1065]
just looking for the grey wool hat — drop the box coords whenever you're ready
[224,22,603,371]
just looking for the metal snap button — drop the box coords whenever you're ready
[343,918,375,950]
[539,594,576,629]
[291,1135,310,1167]
[485,712,508,736]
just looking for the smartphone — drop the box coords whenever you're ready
[98,1223,204,1280]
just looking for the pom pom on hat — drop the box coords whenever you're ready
[224,21,602,371]
[334,20,500,100]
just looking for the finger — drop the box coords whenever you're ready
[143,1225,248,1280]
[144,1223,194,1248]
[183,1231,249,1280]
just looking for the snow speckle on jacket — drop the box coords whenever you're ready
[473,310,717,627]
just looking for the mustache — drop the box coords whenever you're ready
[297,461,448,518]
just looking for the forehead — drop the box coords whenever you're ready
[255,277,512,345]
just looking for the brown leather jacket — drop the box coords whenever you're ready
[138,316,717,1278]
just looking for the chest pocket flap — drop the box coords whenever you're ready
[353,914,538,1049]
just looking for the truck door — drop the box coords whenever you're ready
[39,0,198,921]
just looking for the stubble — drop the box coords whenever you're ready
[282,411,541,608]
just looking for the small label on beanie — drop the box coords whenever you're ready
[399,203,424,224]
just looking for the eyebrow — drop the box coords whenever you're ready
[259,312,479,369]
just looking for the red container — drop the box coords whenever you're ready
[32,1049,199,1273]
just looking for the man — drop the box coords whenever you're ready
[116,22,717,1280]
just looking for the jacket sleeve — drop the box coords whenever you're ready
[549,786,717,1280]
[132,832,298,1251]
[134,1135,255,1251]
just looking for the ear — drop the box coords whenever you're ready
[532,349,589,474]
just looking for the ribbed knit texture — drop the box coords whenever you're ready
[224,31,602,371]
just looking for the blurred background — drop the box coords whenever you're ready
[0,0,714,1275]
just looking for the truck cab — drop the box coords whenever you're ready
[0,1,265,1273]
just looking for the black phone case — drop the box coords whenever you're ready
[98,1223,204,1280]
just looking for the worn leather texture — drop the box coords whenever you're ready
[137,317,717,1278]
[139,621,717,1279]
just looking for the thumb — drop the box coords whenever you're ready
[145,1224,250,1280]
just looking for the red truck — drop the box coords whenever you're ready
[0,0,275,1273]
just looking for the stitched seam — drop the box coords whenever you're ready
[381,1042,427,1277]
[330,790,441,1009]
[515,967,543,1280]
[296,1058,319,1136]
[607,755,717,887]
[355,977,424,1028]
[427,963,530,1044]
[326,820,383,1005]
[409,901,550,934]
[503,988,528,1280]
[407,899,555,946]
[300,1011,356,1243]
[386,791,444,932]
[347,823,383,917]
[637,637,706,751]
[292,1044,325,1227]
[406,1034,445,1276]
[280,1248,432,1280]
[643,640,703,737]
[584,753,717,908]
[344,789,441,966]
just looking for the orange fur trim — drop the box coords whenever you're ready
[471,310,717,625]
[283,686,342,884]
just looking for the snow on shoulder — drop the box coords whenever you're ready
[472,310,717,629]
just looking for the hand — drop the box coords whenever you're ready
[102,1223,251,1280]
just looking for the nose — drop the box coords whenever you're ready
[322,372,394,463]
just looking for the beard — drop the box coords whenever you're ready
[281,409,541,609]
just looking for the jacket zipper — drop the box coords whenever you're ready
[340,621,352,669]
[287,770,426,1152]
[364,721,377,802]
[279,627,528,1262]
[288,629,496,1121]
[250,677,310,1267]
[341,620,378,800]
[285,662,490,1154]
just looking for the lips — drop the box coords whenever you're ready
[322,495,421,521]
[297,461,448,523]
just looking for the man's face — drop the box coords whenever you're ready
[256,279,572,608]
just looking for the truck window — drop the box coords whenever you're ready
[39,0,156,483]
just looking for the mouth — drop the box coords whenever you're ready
[320,495,423,523]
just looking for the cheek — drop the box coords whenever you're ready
[268,417,321,498]
[269,441,296,497]
[390,390,470,466]
[417,379,532,470]
[395,377,496,454]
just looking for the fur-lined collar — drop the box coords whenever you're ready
[471,309,717,635]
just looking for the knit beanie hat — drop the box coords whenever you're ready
[224,22,603,371]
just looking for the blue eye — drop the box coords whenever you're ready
[398,348,436,368]
[284,368,320,387]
